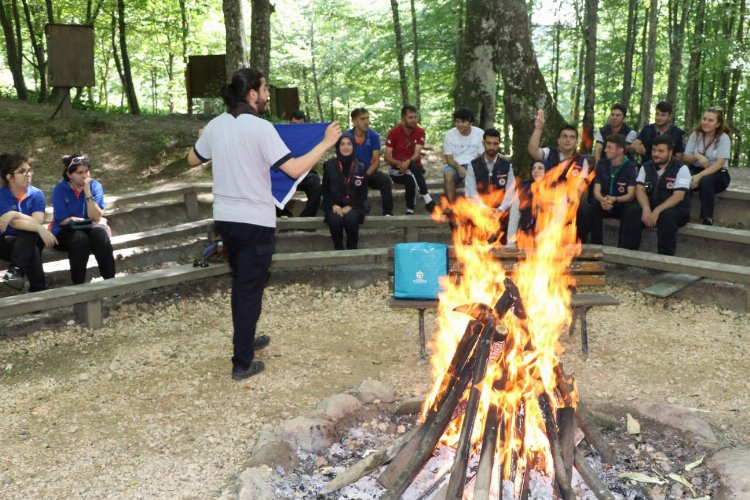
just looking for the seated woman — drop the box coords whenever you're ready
[0,153,57,292]
[506,160,548,249]
[321,136,369,250]
[51,155,116,285]
[681,106,732,226]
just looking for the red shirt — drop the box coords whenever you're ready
[386,124,425,168]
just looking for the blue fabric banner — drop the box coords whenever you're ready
[271,122,329,208]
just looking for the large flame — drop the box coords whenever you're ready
[423,160,591,488]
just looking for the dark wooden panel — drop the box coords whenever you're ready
[46,24,95,87]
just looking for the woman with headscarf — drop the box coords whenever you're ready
[321,135,369,250]
[50,154,116,285]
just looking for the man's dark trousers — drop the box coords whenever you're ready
[619,204,689,256]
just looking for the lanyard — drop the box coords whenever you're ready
[337,160,353,200]
[701,133,716,154]
[608,157,627,195]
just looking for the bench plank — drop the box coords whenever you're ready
[642,273,702,298]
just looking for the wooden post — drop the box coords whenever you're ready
[184,190,199,219]
[74,300,102,328]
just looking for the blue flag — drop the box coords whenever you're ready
[271,122,329,208]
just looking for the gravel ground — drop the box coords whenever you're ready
[0,279,748,498]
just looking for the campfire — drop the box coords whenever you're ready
[375,163,614,498]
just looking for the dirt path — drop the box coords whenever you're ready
[0,280,748,498]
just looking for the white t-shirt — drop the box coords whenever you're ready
[194,112,292,228]
[684,132,731,171]
[443,126,484,165]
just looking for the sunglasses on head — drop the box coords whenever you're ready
[67,155,90,172]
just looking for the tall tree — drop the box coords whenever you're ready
[44,0,52,23]
[116,0,140,114]
[496,0,567,171]
[389,0,409,106]
[250,0,273,76]
[621,0,638,111]
[0,0,28,100]
[454,0,465,96]
[409,0,421,109]
[223,0,247,79]
[582,0,598,153]
[309,14,324,120]
[684,0,705,128]
[727,0,745,125]
[552,21,561,104]
[667,0,691,109]
[638,0,658,130]
[20,0,46,101]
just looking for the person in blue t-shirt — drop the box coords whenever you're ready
[344,107,393,215]
[0,153,57,292]
[51,154,116,285]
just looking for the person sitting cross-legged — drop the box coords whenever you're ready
[620,135,691,256]
[321,136,369,250]
[587,134,637,246]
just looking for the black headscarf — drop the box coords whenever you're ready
[335,136,356,174]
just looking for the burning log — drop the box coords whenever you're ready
[538,393,575,500]
[444,314,497,498]
[472,408,502,499]
[574,449,617,500]
[557,407,577,492]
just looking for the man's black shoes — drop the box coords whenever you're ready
[1,266,25,291]
[232,360,265,381]
[254,334,271,350]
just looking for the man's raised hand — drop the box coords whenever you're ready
[535,109,545,130]
[324,121,342,148]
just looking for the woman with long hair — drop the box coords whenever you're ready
[681,107,732,225]
[0,153,57,292]
[506,160,548,248]
[322,135,369,250]
[50,154,116,285]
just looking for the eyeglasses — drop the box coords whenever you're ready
[14,168,33,176]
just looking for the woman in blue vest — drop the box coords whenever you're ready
[321,136,369,250]
[0,153,57,292]
[51,155,116,284]
[681,107,732,226]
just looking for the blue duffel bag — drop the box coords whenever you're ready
[393,242,448,299]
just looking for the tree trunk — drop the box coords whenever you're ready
[223,0,247,80]
[667,0,690,109]
[390,0,410,106]
[552,21,561,103]
[20,0,46,101]
[250,0,273,76]
[44,0,52,23]
[582,0,598,153]
[455,0,501,130]
[727,0,745,126]
[573,37,584,125]
[409,0,421,110]
[621,0,637,110]
[638,0,658,130]
[684,0,705,128]
[309,18,324,121]
[117,0,139,114]
[179,0,188,64]
[454,0,465,95]
[86,0,104,23]
[0,0,28,99]
[496,0,567,172]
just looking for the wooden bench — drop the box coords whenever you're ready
[277,214,447,243]
[389,245,620,359]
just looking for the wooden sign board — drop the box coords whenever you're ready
[46,24,95,87]
[186,55,226,99]
[270,87,300,120]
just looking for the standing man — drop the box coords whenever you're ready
[278,110,322,217]
[188,68,341,381]
[632,101,685,164]
[587,134,637,246]
[442,108,484,203]
[593,103,638,166]
[620,135,691,256]
[465,128,515,213]
[344,107,394,216]
[384,105,436,214]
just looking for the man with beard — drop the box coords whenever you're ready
[593,103,638,166]
[465,128,515,212]
[344,107,394,216]
[632,101,685,164]
[619,135,691,256]
[188,68,341,381]
[587,134,637,246]
[385,105,436,214]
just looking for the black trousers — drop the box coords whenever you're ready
[215,220,274,370]
[689,166,731,219]
[0,230,46,291]
[276,172,322,217]
[325,210,365,250]
[620,203,689,256]
[56,226,116,285]
[390,162,429,210]
[587,200,629,246]
[368,170,393,215]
